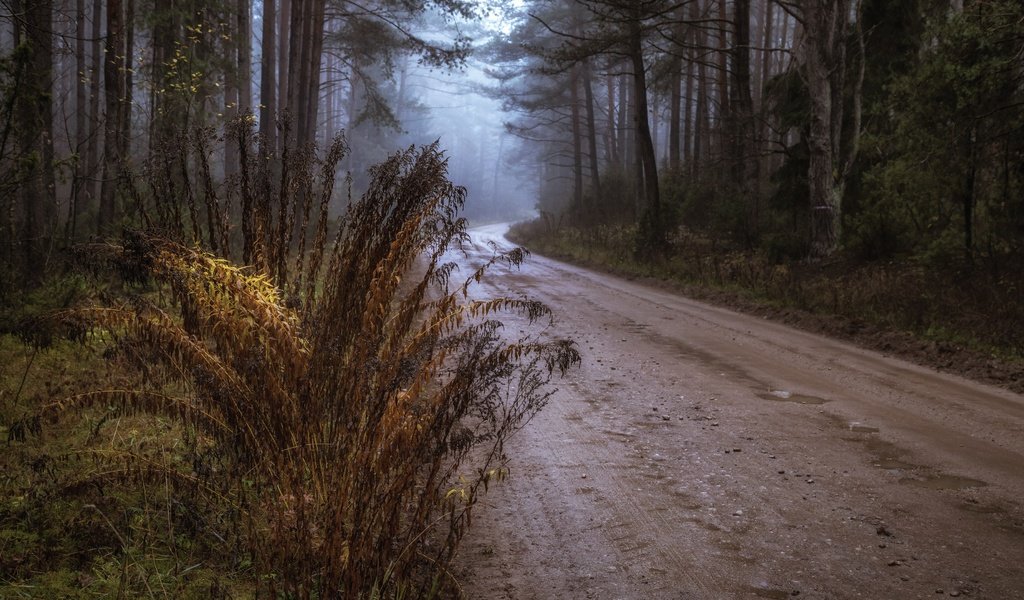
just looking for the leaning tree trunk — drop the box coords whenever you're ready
[627,16,662,250]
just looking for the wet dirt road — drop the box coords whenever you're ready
[452,224,1024,600]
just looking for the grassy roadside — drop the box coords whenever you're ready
[508,220,1024,394]
[0,334,245,598]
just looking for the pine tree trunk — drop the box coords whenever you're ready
[224,9,240,177]
[260,0,277,151]
[278,0,290,151]
[582,58,601,192]
[15,0,55,279]
[237,0,252,113]
[86,0,102,214]
[715,0,730,160]
[569,66,583,211]
[302,0,326,147]
[731,0,759,237]
[628,17,661,244]
[619,72,630,170]
[71,0,87,241]
[693,5,709,180]
[683,48,695,164]
[803,0,861,258]
[98,0,124,231]
[669,57,681,172]
[605,69,618,166]
[121,0,133,157]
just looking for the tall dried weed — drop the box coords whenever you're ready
[12,118,579,597]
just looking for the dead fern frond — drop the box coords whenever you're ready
[13,128,579,598]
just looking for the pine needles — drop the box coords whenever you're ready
[12,122,579,597]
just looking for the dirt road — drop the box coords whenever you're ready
[452,224,1024,600]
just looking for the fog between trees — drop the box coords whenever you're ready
[3,0,1023,292]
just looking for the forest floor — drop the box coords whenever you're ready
[453,224,1024,599]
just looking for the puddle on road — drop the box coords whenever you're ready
[900,474,987,490]
[849,422,879,433]
[860,437,918,471]
[622,320,649,334]
[959,500,1002,514]
[757,390,829,405]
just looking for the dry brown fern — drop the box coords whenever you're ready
[14,128,579,598]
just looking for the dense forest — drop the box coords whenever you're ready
[498,0,1024,359]
[499,0,1024,259]
[1,0,1023,597]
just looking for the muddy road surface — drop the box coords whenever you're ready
[452,224,1024,600]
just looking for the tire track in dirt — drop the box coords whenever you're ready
[454,225,1024,599]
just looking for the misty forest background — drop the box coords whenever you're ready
[3,0,1024,352]
[1,0,1023,597]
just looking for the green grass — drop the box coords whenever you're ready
[0,334,252,598]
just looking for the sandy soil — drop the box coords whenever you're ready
[452,224,1024,600]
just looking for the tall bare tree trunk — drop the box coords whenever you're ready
[301,0,326,147]
[569,66,583,211]
[669,56,682,172]
[582,58,601,192]
[98,0,124,231]
[237,0,252,114]
[732,0,759,238]
[683,47,695,164]
[224,53,240,176]
[70,0,87,241]
[776,6,791,74]
[15,0,55,279]
[605,69,618,166]
[288,0,308,144]
[759,0,775,142]
[693,2,710,180]
[802,0,863,258]
[260,0,277,151]
[619,71,630,170]
[86,0,102,216]
[715,0,730,159]
[279,0,294,145]
[627,15,661,248]
[121,0,133,156]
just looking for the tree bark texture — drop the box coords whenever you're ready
[627,17,661,239]
[582,58,601,192]
[98,0,124,231]
[260,0,277,151]
[569,65,584,211]
[14,0,55,278]
[71,0,87,240]
[802,0,863,258]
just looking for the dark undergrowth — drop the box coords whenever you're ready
[508,219,1024,393]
